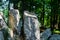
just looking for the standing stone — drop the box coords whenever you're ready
[9,9,21,33]
[9,9,20,30]
[24,11,40,40]
[9,3,22,35]
[9,9,21,40]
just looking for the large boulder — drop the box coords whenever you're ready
[9,9,21,33]
[9,9,21,40]
[24,11,40,40]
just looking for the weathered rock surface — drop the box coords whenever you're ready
[49,34,60,40]
[17,20,22,35]
[24,11,40,40]
[9,9,20,32]
[9,9,21,40]
[40,28,51,40]
[0,12,8,40]
[0,12,8,29]
[0,31,4,40]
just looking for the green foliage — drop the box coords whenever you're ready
[15,0,52,28]
[3,8,8,23]
[53,29,60,34]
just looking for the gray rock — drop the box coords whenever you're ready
[9,9,21,32]
[0,31,4,40]
[17,20,22,35]
[9,9,21,40]
[40,28,51,40]
[9,9,20,27]
[24,11,40,40]
[49,34,60,40]
[0,12,8,29]
[0,12,9,40]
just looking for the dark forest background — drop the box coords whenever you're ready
[0,0,60,40]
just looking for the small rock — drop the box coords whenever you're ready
[40,28,51,40]
[49,34,60,40]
